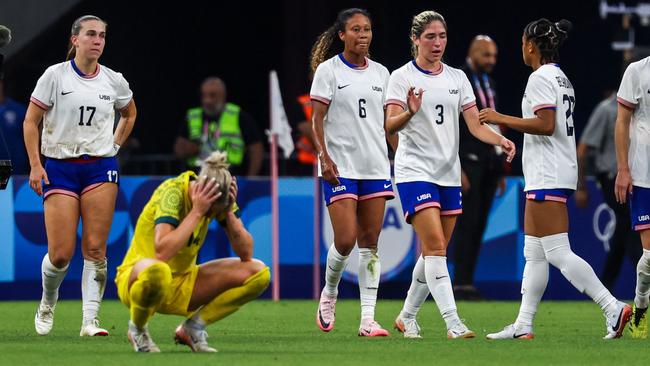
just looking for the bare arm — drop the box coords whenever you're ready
[153,177,221,262]
[614,103,634,203]
[113,100,137,146]
[311,100,339,185]
[465,106,516,162]
[385,87,423,135]
[246,142,264,176]
[576,142,590,190]
[479,108,556,136]
[23,103,49,195]
[224,213,253,261]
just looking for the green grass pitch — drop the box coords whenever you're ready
[0,299,645,365]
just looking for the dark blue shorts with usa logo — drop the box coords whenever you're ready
[396,181,462,224]
[321,177,395,206]
[43,155,119,200]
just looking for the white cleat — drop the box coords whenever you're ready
[35,303,55,336]
[447,320,476,339]
[127,327,160,353]
[603,301,632,340]
[175,323,218,353]
[316,293,337,332]
[80,318,109,337]
[486,323,534,340]
[394,314,422,339]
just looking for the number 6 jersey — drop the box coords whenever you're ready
[30,60,133,159]
[309,54,391,180]
[521,63,577,191]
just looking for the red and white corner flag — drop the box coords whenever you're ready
[268,70,293,301]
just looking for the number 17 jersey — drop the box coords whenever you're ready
[30,60,133,159]
[521,64,577,191]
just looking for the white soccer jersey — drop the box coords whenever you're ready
[30,60,133,159]
[309,54,391,180]
[521,64,578,191]
[617,56,650,188]
[385,61,476,186]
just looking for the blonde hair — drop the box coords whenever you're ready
[66,15,107,60]
[199,151,233,209]
[410,11,447,58]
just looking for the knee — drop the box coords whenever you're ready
[543,244,571,267]
[246,259,267,276]
[49,253,72,269]
[422,237,447,256]
[140,262,172,291]
[524,241,546,262]
[334,237,356,255]
[246,265,270,294]
[357,229,379,250]
[84,244,106,261]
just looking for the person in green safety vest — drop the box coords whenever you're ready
[174,77,264,176]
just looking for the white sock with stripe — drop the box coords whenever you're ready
[424,256,460,329]
[358,248,381,320]
[322,244,349,298]
[400,255,429,319]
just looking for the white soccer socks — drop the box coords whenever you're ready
[400,255,429,319]
[322,244,349,298]
[358,248,381,320]
[41,253,69,307]
[424,256,460,329]
[635,249,650,309]
[541,233,618,315]
[514,236,548,329]
[82,258,108,324]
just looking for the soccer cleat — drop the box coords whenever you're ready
[394,314,422,338]
[603,301,632,340]
[628,304,647,339]
[127,327,160,353]
[316,293,337,332]
[358,318,390,337]
[447,320,476,339]
[486,324,534,340]
[34,303,55,336]
[80,318,109,337]
[174,323,218,353]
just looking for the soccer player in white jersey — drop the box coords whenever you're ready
[385,11,516,339]
[479,18,631,340]
[614,56,650,339]
[23,15,136,337]
[310,8,394,337]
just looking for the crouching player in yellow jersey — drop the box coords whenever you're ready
[115,152,270,353]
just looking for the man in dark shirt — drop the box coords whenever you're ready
[174,77,264,176]
[452,36,506,300]
[0,80,28,174]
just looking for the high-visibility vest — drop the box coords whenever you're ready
[186,103,244,167]
[296,94,317,165]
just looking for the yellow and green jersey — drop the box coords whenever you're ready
[118,171,239,275]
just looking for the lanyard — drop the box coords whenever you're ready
[471,73,494,109]
[201,118,220,145]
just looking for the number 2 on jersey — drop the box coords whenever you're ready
[562,94,575,137]
[78,106,96,126]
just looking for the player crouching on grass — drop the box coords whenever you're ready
[114,151,270,352]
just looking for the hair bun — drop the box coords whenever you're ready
[203,151,230,170]
[555,19,572,34]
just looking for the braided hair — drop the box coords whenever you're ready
[523,18,572,64]
[309,8,371,75]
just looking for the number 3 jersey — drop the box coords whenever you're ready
[385,61,476,186]
[309,54,391,180]
[521,64,577,191]
[30,60,133,159]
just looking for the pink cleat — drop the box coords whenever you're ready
[316,294,337,332]
[358,318,390,337]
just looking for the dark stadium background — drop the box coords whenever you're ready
[4,0,648,174]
